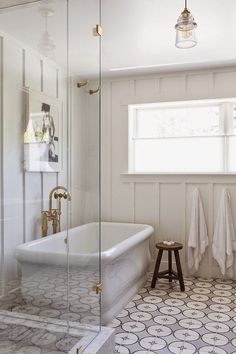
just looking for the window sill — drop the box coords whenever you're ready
[122,172,236,176]
[121,172,236,182]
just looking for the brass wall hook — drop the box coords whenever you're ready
[77,80,88,88]
[89,87,100,95]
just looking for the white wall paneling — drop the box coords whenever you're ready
[0,36,4,291]
[96,67,236,279]
[0,34,67,282]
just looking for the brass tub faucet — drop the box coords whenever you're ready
[41,186,71,237]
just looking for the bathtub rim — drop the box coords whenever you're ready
[14,222,154,266]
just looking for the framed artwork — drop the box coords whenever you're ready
[24,89,63,172]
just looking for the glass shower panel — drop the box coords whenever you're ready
[68,0,102,333]
[0,0,101,352]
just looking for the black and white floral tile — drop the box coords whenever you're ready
[0,267,101,354]
[2,268,236,353]
[0,267,100,327]
[110,272,236,354]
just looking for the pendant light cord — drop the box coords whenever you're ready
[185,0,187,9]
[45,15,48,32]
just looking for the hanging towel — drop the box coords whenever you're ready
[188,188,209,273]
[212,188,236,277]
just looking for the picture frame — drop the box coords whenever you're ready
[24,88,63,172]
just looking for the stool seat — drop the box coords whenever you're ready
[151,241,185,292]
[156,242,183,251]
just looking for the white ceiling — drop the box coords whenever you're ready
[0,0,40,8]
[1,0,236,77]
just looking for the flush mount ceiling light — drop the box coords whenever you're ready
[38,8,56,59]
[175,0,197,49]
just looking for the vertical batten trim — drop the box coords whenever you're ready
[0,37,4,290]
[40,59,43,93]
[208,183,214,278]
[40,59,44,214]
[106,82,112,221]
[159,77,162,95]
[56,68,59,99]
[40,173,44,212]
[133,79,137,97]
[183,182,187,274]
[110,82,114,221]
[212,72,216,91]
[184,75,187,93]
[132,182,135,223]
[154,77,160,95]
[154,182,160,245]
[209,72,214,92]
[22,49,26,243]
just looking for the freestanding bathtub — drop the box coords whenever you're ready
[15,222,153,324]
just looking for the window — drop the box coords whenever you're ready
[128,99,236,173]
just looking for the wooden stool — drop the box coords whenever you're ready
[151,242,185,292]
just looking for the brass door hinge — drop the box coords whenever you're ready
[76,347,83,354]
[92,283,102,294]
[93,24,102,37]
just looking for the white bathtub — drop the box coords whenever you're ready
[15,222,153,324]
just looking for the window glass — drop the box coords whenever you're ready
[135,105,220,138]
[134,137,223,173]
[130,100,236,173]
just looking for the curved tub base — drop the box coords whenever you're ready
[102,273,147,325]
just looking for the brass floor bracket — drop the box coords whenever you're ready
[93,24,102,37]
[92,283,102,294]
[76,347,83,354]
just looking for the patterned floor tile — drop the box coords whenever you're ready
[112,273,236,354]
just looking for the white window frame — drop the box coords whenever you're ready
[128,98,236,174]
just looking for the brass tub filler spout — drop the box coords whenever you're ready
[41,186,71,237]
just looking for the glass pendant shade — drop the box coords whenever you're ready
[175,7,197,49]
[38,9,56,59]
[38,30,56,58]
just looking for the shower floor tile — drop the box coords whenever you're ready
[111,273,236,354]
[0,311,83,354]
[0,267,100,327]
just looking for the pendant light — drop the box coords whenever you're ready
[38,8,56,59]
[175,0,197,49]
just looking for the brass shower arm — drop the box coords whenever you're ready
[77,80,100,95]
[89,87,100,95]
[77,80,88,88]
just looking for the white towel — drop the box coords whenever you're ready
[212,188,236,277]
[188,188,209,273]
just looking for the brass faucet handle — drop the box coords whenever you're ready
[54,191,70,200]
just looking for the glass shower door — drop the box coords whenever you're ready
[68,0,102,335]
[0,0,102,352]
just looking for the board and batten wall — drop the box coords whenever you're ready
[0,33,69,282]
[100,67,236,279]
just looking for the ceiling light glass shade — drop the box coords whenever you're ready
[175,8,197,49]
[38,30,56,58]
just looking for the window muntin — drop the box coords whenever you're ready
[129,100,236,173]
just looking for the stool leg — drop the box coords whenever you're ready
[168,250,172,282]
[174,250,185,292]
[151,249,163,288]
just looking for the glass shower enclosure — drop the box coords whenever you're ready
[0,0,102,352]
